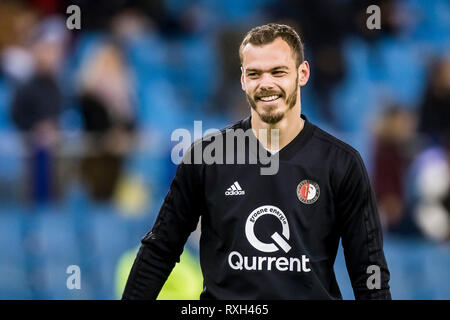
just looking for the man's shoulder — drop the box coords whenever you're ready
[198,117,251,143]
[310,123,371,188]
[185,117,250,158]
[220,116,251,133]
[310,123,361,161]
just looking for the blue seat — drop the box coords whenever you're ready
[26,210,80,263]
[0,208,32,299]
[0,78,13,130]
[179,37,219,108]
[84,208,134,299]
[407,0,450,47]
[124,32,168,74]
[0,263,32,299]
[87,208,132,259]
[138,79,185,131]
[331,76,377,133]
[375,38,426,107]
[204,0,270,23]
[422,243,450,299]
[20,209,84,299]
[0,210,26,264]
[0,135,24,194]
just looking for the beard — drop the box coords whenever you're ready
[246,77,299,124]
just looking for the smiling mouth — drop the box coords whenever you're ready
[257,94,282,102]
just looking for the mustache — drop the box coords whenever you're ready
[254,89,285,100]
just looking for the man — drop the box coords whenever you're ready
[10,17,67,204]
[122,23,391,299]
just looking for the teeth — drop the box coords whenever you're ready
[260,95,279,101]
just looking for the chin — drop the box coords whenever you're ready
[257,101,282,113]
[259,111,285,124]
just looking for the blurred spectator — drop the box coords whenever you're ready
[409,134,450,242]
[0,1,37,84]
[110,7,151,41]
[10,16,69,205]
[77,43,136,202]
[418,56,450,145]
[31,0,63,17]
[372,106,418,233]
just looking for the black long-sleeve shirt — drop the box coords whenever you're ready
[122,114,391,300]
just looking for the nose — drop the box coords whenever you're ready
[257,73,275,90]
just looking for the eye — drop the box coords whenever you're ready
[247,72,259,79]
[272,71,286,76]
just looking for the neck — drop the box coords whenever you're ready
[251,102,304,152]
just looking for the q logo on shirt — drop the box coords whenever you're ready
[245,205,292,253]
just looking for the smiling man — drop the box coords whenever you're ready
[240,30,309,154]
[242,37,302,124]
[122,23,391,300]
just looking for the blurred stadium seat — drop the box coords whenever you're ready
[0,208,32,299]
[0,208,26,264]
[82,206,135,299]
[0,264,32,299]
[22,208,83,299]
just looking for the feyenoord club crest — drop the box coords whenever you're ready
[297,180,320,204]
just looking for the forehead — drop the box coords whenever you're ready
[241,37,296,70]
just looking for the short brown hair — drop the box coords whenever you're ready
[239,23,304,67]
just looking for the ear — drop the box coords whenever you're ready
[297,61,310,87]
[240,66,246,91]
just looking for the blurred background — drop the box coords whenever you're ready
[0,0,449,300]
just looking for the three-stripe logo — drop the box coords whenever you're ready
[225,181,245,196]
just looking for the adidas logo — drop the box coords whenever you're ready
[225,181,245,196]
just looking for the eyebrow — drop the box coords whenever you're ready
[245,66,289,73]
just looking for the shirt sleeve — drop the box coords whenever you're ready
[336,150,392,300]
[122,145,204,300]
